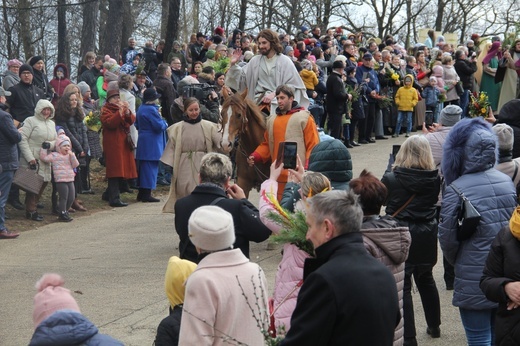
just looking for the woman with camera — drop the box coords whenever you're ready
[18,99,58,221]
[161,97,228,213]
[439,117,517,345]
[100,89,137,207]
[170,76,220,124]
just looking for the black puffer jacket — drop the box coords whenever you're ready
[55,112,89,154]
[382,166,440,264]
[308,139,353,190]
[0,104,22,171]
[497,99,520,159]
[481,227,520,346]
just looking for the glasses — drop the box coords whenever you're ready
[172,62,181,65]
[21,71,32,75]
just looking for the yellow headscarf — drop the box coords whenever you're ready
[164,256,197,309]
[509,207,520,241]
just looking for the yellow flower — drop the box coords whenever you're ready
[391,73,399,81]
[481,108,487,114]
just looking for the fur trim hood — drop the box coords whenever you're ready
[52,63,69,79]
[441,117,496,185]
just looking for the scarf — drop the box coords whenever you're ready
[509,207,520,240]
[183,113,202,123]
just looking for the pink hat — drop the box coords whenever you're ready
[32,274,80,328]
[7,59,22,67]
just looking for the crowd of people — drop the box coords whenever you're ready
[1,24,520,346]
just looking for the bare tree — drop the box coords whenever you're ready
[57,0,69,67]
[101,0,124,59]
[18,0,34,59]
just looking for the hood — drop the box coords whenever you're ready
[393,166,439,194]
[29,310,98,346]
[276,101,305,115]
[197,72,214,82]
[308,139,353,186]
[34,99,55,120]
[497,99,520,128]
[442,117,495,186]
[52,63,69,79]
[164,256,196,308]
[125,50,142,64]
[300,69,314,77]
[361,222,411,264]
[403,74,414,88]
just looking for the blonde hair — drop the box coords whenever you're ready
[393,135,435,170]
[441,54,453,64]
[301,172,331,197]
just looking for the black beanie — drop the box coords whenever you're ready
[19,64,34,77]
[29,56,43,66]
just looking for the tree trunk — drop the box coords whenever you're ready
[101,0,124,60]
[18,0,34,59]
[80,0,99,57]
[435,0,445,32]
[238,0,247,30]
[164,0,180,63]
[98,0,109,55]
[193,0,199,32]
[161,0,169,39]
[121,1,135,52]
[2,0,14,58]
[57,0,70,67]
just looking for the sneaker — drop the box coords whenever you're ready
[405,133,410,137]
[26,211,43,221]
[0,229,20,239]
[58,211,73,222]
[392,134,399,138]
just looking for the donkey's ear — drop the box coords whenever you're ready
[240,88,248,99]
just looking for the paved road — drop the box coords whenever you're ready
[0,136,467,345]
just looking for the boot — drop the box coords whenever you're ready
[58,211,73,222]
[136,189,144,202]
[141,189,160,203]
[72,199,87,212]
[26,211,44,221]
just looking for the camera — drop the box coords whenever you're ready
[183,83,218,103]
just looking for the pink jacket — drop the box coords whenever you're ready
[39,149,79,182]
[259,179,310,332]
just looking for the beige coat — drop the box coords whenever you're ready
[18,100,57,182]
[160,119,223,213]
[179,249,268,346]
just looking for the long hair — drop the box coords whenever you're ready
[82,51,95,66]
[257,29,283,55]
[55,91,84,122]
[394,135,435,170]
[301,172,331,198]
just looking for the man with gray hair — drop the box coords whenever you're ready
[280,190,399,345]
[174,153,271,263]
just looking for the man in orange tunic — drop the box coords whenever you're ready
[248,85,319,200]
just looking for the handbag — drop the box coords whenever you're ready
[13,163,44,195]
[123,127,136,151]
[455,81,464,96]
[450,184,481,241]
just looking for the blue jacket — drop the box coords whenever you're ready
[135,103,168,161]
[0,104,21,171]
[439,117,517,310]
[421,85,440,108]
[29,310,124,346]
[355,65,380,103]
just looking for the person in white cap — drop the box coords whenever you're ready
[179,205,268,346]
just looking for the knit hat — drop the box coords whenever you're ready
[332,60,344,69]
[77,81,90,96]
[19,63,34,76]
[301,26,309,33]
[164,256,197,309]
[33,274,80,328]
[493,124,514,151]
[440,105,463,127]
[206,50,216,60]
[301,59,312,70]
[283,46,294,55]
[214,26,225,36]
[188,205,235,252]
[510,207,520,241]
[7,59,22,67]
[29,55,44,66]
[363,53,373,60]
[143,88,161,102]
[499,99,520,119]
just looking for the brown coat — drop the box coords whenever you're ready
[100,102,137,179]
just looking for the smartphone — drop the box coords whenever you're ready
[425,110,434,128]
[392,145,401,161]
[277,142,298,169]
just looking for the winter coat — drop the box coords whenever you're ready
[135,103,168,161]
[355,65,381,103]
[382,166,440,265]
[497,100,520,159]
[480,227,520,345]
[280,232,400,346]
[259,179,310,331]
[0,104,22,172]
[439,117,517,310]
[78,66,102,100]
[154,305,182,346]
[361,215,411,346]
[32,68,53,100]
[154,76,177,126]
[179,249,268,346]
[29,310,123,346]
[422,85,440,108]
[308,139,352,190]
[326,71,348,114]
[300,69,318,90]
[6,81,44,123]
[395,75,418,111]
[39,149,79,183]
[100,101,137,179]
[174,184,271,262]
[55,111,89,155]
[454,58,477,90]
[120,50,141,75]
[18,100,57,182]
[49,63,72,101]
[442,64,460,102]
[1,69,20,90]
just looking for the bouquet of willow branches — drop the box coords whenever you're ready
[262,191,314,256]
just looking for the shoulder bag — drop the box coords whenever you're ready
[450,184,481,241]
[13,163,44,195]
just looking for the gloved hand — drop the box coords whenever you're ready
[41,142,51,149]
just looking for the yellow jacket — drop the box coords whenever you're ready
[300,69,318,90]
[395,74,418,111]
